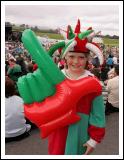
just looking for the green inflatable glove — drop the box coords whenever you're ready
[17,29,65,104]
[78,30,93,40]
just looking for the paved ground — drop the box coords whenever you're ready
[5,112,119,155]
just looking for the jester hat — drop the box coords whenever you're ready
[48,19,104,65]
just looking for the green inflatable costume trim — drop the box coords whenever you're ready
[78,30,93,40]
[48,41,65,57]
[68,25,75,40]
[60,39,74,58]
[89,95,106,127]
[48,29,94,59]
[65,95,105,155]
[65,113,89,155]
[17,29,65,104]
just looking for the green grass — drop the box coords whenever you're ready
[103,37,119,46]
[33,32,119,46]
[12,26,119,45]
[12,26,64,40]
[12,26,25,32]
[35,32,64,40]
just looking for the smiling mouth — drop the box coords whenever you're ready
[71,65,82,69]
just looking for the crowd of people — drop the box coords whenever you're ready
[5,36,119,154]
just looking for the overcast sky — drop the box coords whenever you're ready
[4,2,120,36]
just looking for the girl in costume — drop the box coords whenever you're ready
[17,19,105,155]
[48,20,105,155]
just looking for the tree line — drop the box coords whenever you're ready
[97,34,119,39]
[12,23,59,34]
[6,22,119,39]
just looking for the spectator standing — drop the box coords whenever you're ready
[106,54,114,69]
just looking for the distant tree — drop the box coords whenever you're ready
[34,26,39,31]
[55,28,59,34]
[104,34,119,39]
[112,35,119,39]
[49,29,54,33]
[31,27,34,30]
[12,24,15,27]
[25,24,29,29]
[5,22,12,27]
[20,24,25,28]
[56,28,60,34]
[105,35,110,38]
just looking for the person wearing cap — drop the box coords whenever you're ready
[48,19,105,155]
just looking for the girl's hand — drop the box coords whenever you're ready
[83,143,94,155]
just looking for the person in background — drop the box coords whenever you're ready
[104,67,116,86]
[107,68,115,79]
[91,68,108,106]
[5,60,9,76]
[7,58,22,82]
[106,54,113,69]
[16,54,28,75]
[112,55,118,66]
[27,63,34,73]
[91,51,100,68]
[105,64,119,115]
[90,67,101,80]
[58,59,65,70]
[5,76,31,142]
[100,65,110,82]
[32,60,38,71]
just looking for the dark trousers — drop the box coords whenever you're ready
[5,131,30,143]
[26,118,37,129]
[105,101,119,115]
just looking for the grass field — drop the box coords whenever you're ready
[13,26,119,46]
[103,37,119,46]
[35,31,64,40]
[34,32,119,46]
[12,26,64,40]
[33,32,119,46]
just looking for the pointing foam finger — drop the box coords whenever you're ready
[22,29,65,85]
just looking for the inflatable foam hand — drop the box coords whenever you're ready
[17,29,80,138]
[17,29,102,139]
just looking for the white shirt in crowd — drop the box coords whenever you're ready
[113,56,118,65]
[106,76,119,108]
[5,95,31,138]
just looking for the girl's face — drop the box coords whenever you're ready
[65,52,88,73]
